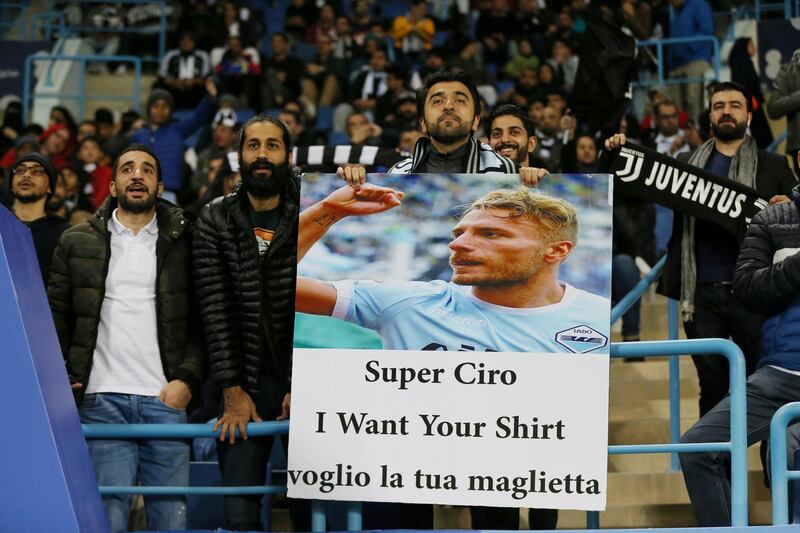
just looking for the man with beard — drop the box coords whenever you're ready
[339,72,544,187]
[192,115,302,531]
[7,153,69,284]
[605,81,797,418]
[47,144,204,532]
[295,184,609,530]
[488,104,549,187]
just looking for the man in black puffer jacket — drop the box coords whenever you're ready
[193,114,300,531]
[680,177,800,526]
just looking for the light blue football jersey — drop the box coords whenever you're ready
[331,279,610,354]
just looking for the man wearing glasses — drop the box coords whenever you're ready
[7,153,69,284]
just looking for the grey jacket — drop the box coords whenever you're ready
[767,60,800,151]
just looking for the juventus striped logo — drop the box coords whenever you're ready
[616,147,645,183]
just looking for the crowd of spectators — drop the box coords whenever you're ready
[3,0,800,531]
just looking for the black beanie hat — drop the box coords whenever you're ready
[11,153,58,195]
[146,89,175,114]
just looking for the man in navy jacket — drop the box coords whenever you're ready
[680,159,800,526]
[131,79,218,198]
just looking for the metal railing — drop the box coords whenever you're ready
[82,338,747,531]
[29,11,66,41]
[770,402,800,525]
[0,2,25,38]
[753,0,798,18]
[582,338,749,528]
[83,420,362,532]
[610,256,682,470]
[635,36,721,88]
[22,53,141,122]
[46,0,167,62]
[768,130,789,153]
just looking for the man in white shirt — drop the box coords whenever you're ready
[48,144,204,533]
[651,100,692,157]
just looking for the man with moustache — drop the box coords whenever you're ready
[47,144,204,532]
[7,153,69,284]
[192,115,301,531]
[488,104,549,187]
[339,72,544,187]
[606,81,797,417]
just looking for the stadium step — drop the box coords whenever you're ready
[83,71,157,119]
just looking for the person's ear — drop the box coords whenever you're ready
[543,240,574,263]
[419,116,428,135]
[528,136,538,154]
[471,113,480,132]
[109,179,117,199]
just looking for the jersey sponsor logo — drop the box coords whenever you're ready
[427,306,487,327]
[554,325,608,354]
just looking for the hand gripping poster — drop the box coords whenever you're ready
[289,173,612,513]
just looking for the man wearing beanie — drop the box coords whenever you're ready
[130,79,219,201]
[7,153,69,284]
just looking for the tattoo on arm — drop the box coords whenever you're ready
[313,212,338,228]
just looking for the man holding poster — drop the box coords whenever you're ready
[294,183,610,528]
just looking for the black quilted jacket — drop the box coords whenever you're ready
[192,173,299,397]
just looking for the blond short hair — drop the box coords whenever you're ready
[466,187,579,243]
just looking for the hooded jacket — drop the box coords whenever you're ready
[47,197,205,404]
[192,170,300,399]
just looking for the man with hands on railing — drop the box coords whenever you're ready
[605,82,797,419]
[47,144,204,533]
[679,151,800,527]
[192,115,301,532]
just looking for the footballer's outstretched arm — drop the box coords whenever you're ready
[296,184,405,315]
[298,184,405,261]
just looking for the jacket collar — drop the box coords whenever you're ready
[92,196,187,239]
[410,134,480,173]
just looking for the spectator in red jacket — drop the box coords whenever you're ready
[76,136,113,209]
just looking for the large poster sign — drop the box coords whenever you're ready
[288,348,609,510]
[599,142,767,237]
[290,172,613,510]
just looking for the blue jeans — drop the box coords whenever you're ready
[611,254,641,338]
[679,366,800,526]
[79,393,189,533]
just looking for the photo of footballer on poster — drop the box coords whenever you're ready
[294,173,612,353]
[287,173,614,514]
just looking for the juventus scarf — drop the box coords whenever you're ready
[598,142,766,238]
[291,145,405,171]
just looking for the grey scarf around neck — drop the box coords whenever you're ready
[680,135,759,320]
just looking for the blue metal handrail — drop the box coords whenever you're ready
[582,338,749,529]
[29,11,66,41]
[610,255,667,324]
[754,0,796,18]
[770,402,800,525]
[22,53,141,122]
[0,2,25,38]
[610,255,682,470]
[768,130,789,153]
[83,419,361,532]
[47,0,167,61]
[635,36,721,88]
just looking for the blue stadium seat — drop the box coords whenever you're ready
[265,107,281,118]
[381,0,410,21]
[496,80,514,94]
[293,41,317,63]
[328,131,350,146]
[433,29,449,48]
[237,108,256,124]
[485,63,498,83]
[315,106,334,131]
